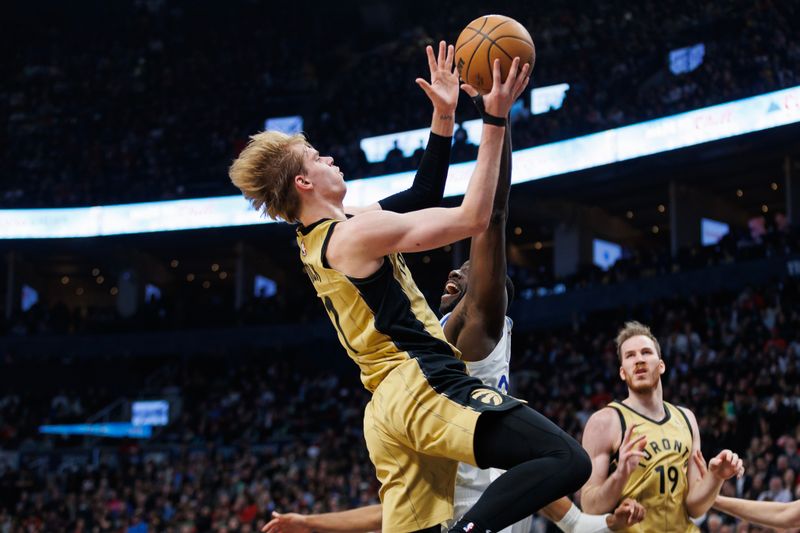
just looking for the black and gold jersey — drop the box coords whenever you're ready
[607,401,699,533]
[297,218,464,393]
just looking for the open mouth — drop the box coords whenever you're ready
[634,368,647,376]
[444,281,460,295]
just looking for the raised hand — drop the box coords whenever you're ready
[614,423,648,482]
[416,41,459,112]
[466,57,530,120]
[262,511,311,533]
[607,498,646,530]
[708,450,745,480]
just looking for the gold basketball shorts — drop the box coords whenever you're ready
[363,356,521,532]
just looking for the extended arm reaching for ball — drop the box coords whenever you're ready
[348,41,459,216]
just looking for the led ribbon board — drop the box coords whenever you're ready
[2,85,799,239]
[39,423,153,438]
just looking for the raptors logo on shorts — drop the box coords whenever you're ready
[471,388,503,406]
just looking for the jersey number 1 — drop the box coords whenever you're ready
[324,296,357,354]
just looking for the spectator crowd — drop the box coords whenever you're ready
[2,276,800,531]
[2,0,798,207]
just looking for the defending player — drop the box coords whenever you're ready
[230,41,591,533]
[263,87,645,533]
[580,321,745,532]
[690,451,800,529]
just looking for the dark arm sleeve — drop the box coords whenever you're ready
[377,132,451,213]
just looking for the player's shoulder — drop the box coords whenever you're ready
[584,406,623,436]
[583,407,623,450]
[667,401,695,418]
[587,405,623,427]
[671,403,698,429]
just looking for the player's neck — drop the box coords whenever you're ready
[624,383,665,419]
[298,200,346,227]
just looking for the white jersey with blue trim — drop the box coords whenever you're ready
[439,312,512,395]
[440,313,530,533]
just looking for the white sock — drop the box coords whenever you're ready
[554,503,612,533]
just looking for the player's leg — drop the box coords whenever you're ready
[448,405,592,533]
[365,388,461,532]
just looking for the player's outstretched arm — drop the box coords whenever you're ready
[690,451,799,528]
[681,407,744,518]
[351,41,458,216]
[443,89,512,360]
[262,505,382,533]
[580,410,647,514]
[714,496,800,528]
[327,59,530,278]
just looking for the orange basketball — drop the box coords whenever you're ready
[455,15,535,95]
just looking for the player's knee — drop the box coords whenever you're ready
[566,441,592,489]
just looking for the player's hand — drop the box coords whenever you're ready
[469,57,530,119]
[692,449,709,484]
[262,511,311,533]
[708,450,745,481]
[613,423,648,482]
[607,498,646,530]
[416,41,459,112]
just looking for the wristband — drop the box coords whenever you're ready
[482,113,507,127]
[471,94,507,127]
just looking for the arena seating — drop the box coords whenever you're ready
[3,0,798,207]
[2,278,799,530]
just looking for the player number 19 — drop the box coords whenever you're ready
[655,465,679,494]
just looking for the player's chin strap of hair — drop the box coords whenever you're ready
[471,94,507,127]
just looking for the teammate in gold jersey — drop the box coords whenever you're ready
[231,42,592,533]
[580,321,745,533]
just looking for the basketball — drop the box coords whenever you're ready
[455,15,535,95]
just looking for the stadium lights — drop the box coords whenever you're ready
[1,84,799,240]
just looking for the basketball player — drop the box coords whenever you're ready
[262,86,645,533]
[691,451,800,529]
[230,42,592,533]
[580,321,745,532]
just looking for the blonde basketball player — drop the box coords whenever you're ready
[231,42,592,533]
[580,321,745,533]
[263,85,645,533]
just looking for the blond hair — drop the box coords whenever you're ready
[229,131,309,222]
[615,321,661,361]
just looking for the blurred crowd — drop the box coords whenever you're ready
[2,276,800,531]
[2,0,798,207]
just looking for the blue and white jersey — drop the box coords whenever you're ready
[441,313,530,533]
[440,312,512,394]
